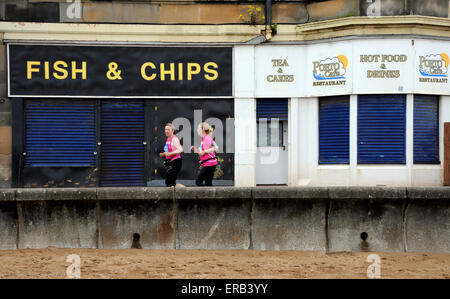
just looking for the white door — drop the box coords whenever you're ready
[256,119,288,185]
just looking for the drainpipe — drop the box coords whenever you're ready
[265,0,272,40]
[265,0,272,27]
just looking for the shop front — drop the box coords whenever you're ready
[234,38,450,187]
[9,44,234,187]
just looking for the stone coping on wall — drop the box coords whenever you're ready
[1,186,449,201]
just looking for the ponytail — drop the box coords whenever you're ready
[200,122,213,136]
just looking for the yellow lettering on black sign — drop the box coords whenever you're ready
[204,62,218,80]
[160,63,175,81]
[187,63,201,80]
[141,62,156,81]
[139,62,220,81]
[27,61,40,79]
[26,60,86,80]
[53,61,68,79]
[71,61,86,79]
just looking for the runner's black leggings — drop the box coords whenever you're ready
[165,158,182,187]
[196,165,216,186]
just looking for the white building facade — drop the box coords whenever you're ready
[234,37,450,187]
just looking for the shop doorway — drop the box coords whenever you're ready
[147,99,234,186]
[100,101,146,187]
[256,99,288,185]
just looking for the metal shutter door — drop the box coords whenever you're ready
[358,95,406,164]
[319,97,350,164]
[100,101,145,187]
[414,95,439,164]
[24,100,95,167]
[257,99,288,120]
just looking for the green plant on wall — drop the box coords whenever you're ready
[270,23,278,34]
[238,5,265,25]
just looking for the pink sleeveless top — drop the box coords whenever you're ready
[200,134,218,167]
[164,135,181,162]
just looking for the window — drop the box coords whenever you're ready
[319,96,350,164]
[256,99,287,148]
[257,120,283,147]
[414,95,439,164]
[358,95,406,164]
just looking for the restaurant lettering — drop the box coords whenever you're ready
[418,53,449,84]
[360,54,407,79]
[312,55,348,86]
[266,59,294,83]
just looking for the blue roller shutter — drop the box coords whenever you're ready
[100,101,145,187]
[319,97,349,164]
[24,100,95,167]
[257,99,288,120]
[358,95,406,164]
[414,95,439,164]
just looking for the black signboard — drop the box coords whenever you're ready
[8,44,232,97]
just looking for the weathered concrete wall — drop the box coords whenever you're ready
[328,187,406,252]
[0,187,448,252]
[16,188,97,249]
[98,187,175,249]
[252,187,328,251]
[0,189,17,250]
[405,188,450,253]
[175,187,252,250]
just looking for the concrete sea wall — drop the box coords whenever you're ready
[0,187,448,252]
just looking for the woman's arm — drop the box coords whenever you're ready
[171,137,183,155]
[199,140,218,155]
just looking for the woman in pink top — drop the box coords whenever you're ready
[190,122,219,186]
[160,123,184,187]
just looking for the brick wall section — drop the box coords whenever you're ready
[0,43,11,187]
[0,126,12,184]
[79,1,362,24]
[409,0,449,18]
[274,0,359,23]
[360,0,449,17]
[4,1,59,22]
[82,2,267,25]
[1,1,448,24]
